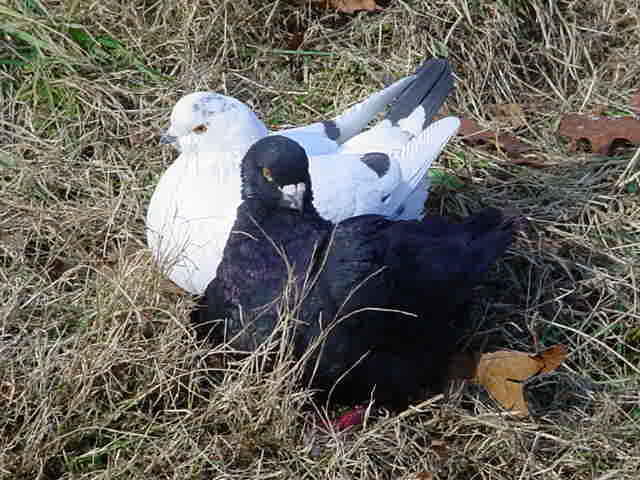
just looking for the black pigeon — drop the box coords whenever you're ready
[192,135,522,408]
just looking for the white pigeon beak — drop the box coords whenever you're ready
[279,182,306,212]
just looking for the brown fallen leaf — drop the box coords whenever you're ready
[558,114,640,155]
[488,103,526,128]
[311,0,382,13]
[458,118,533,156]
[472,345,568,415]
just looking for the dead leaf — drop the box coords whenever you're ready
[472,345,568,415]
[558,114,640,155]
[458,118,533,156]
[488,103,526,128]
[311,0,382,13]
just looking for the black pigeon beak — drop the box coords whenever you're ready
[278,183,306,212]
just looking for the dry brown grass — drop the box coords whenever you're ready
[2,0,640,478]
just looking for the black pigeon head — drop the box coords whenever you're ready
[240,135,315,213]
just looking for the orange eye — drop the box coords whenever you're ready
[262,167,274,182]
[192,124,207,134]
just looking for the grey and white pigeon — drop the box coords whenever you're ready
[147,59,460,294]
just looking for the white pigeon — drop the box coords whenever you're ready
[147,58,460,294]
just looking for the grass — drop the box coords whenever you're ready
[1,0,639,478]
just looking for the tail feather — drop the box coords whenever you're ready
[384,58,454,135]
[462,208,525,275]
[396,116,461,187]
[462,208,526,236]
[461,207,505,237]
[467,227,514,276]
[385,117,461,219]
[384,208,521,308]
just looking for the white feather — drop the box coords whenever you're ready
[147,149,241,294]
[381,117,461,219]
[274,75,415,145]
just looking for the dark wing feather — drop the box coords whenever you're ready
[298,208,517,406]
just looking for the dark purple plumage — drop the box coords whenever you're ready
[192,135,522,408]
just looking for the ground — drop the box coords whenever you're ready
[1,1,639,479]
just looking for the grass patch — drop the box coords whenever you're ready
[1,0,639,478]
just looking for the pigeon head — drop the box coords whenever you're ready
[161,92,268,155]
[240,135,314,213]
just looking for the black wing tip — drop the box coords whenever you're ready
[413,57,451,77]
[384,56,454,128]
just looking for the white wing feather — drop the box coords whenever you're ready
[278,75,415,147]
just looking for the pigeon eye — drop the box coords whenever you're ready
[192,124,208,134]
[262,167,274,182]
